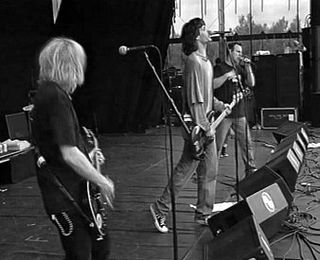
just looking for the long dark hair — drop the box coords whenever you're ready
[181,18,205,56]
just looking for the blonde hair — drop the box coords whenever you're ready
[38,37,86,93]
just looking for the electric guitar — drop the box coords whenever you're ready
[82,126,108,240]
[187,91,244,160]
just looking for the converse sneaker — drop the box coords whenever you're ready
[150,204,169,233]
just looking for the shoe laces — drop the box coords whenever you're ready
[157,214,166,227]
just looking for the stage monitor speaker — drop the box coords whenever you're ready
[209,182,288,240]
[266,147,301,192]
[272,121,309,146]
[207,212,274,260]
[274,132,306,162]
[238,165,292,208]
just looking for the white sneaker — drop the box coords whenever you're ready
[150,204,169,233]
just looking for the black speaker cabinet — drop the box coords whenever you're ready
[239,166,292,208]
[274,132,306,162]
[252,55,278,109]
[209,182,289,240]
[311,0,320,26]
[276,53,302,109]
[208,202,274,260]
[266,147,301,192]
[273,121,309,147]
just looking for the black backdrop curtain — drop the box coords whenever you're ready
[54,0,175,133]
[0,0,175,139]
[0,1,53,140]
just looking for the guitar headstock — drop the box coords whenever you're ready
[82,126,98,149]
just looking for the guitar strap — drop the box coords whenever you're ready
[42,166,93,226]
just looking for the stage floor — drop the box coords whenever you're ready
[1,126,320,259]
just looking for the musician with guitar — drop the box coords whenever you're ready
[32,37,114,259]
[214,42,257,177]
[150,18,231,233]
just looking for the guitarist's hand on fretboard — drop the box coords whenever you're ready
[205,127,215,141]
[89,148,105,167]
[223,103,232,116]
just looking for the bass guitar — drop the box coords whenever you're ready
[82,126,108,240]
[187,91,244,160]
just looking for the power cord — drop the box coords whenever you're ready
[271,206,320,260]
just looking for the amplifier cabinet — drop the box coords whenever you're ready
[261,107,298,129]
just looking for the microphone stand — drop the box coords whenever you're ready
[143,50,189,260]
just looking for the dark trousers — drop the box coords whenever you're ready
[52,211,110,260]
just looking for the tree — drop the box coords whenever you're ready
[233,15,298,55]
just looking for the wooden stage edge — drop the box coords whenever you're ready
[1,126,320,260]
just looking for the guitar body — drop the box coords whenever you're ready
[86,181,108,239]
[81,126,108,240]
[190,111,215,160]
[188,92,245,160]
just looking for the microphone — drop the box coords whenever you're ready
[119,45,155,55]
[239,56,254,64]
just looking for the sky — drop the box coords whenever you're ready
[173,0,310,34]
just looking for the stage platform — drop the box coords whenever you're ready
[1,126,320,260]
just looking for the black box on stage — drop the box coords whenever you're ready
[238,166,293,210]
[0,149,36,184]
[209,182,289,240]
[272,121,309,146]
[266,147,301,192]
[261,107,298,129]
[207,202,274,260]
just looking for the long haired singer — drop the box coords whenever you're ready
[150,18,229,233]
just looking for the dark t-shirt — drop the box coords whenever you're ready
[214,62,248,118]
[32,81,88,214]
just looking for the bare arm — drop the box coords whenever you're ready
[213,70,236,89]
[244,64,255,87]
[190,103,210,132]
[60,145,114,207]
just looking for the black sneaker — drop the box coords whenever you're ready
[220,145,229,158]
[150,204,169,233]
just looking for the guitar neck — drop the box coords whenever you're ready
[211,99,237,130]
[93,139,101,173]
[95,157,101,172]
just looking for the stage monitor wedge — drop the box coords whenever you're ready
[273,133,305,163]
[266,147,301,192]
[273,120,309,147]
[207,212,274,260]
[209,182,289,240]
[238,165,293,209]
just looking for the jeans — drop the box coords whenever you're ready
[155,137,218,217]
[52,211,110,260]
[215,116,256,175]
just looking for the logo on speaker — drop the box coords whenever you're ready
[261,192,275,213]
